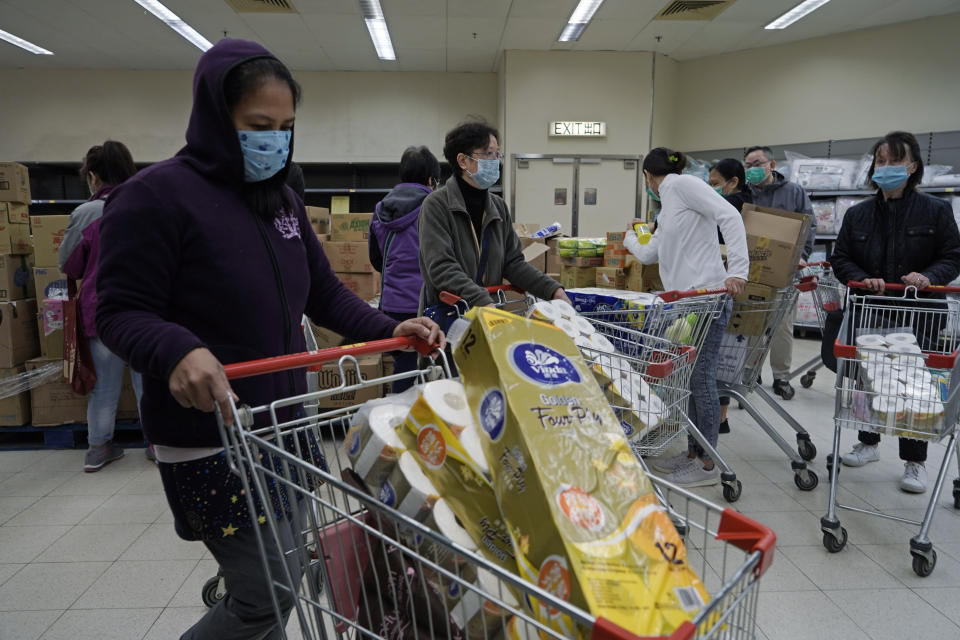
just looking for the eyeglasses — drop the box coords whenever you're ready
[469,151,504,161]
[744,159,771,168]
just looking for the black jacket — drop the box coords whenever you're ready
[830,190,960,291]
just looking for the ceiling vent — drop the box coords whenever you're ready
[654,0,735,20]
[224,0,297,13]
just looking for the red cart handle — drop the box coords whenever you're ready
[223,337,438,380]
[657,287,727,303]
[803,261,831,268]
[439,284,525,306]
[847,280,960,294]
[795,279,817,293]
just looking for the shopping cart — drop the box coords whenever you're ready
[784,262,846,389]
[821,281,960,576]
[209,336,776,639]
[435,284,534,323]
[716,280,820,492]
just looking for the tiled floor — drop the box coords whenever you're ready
[1,338,959,639]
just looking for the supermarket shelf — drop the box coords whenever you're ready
[33,185,503,203]
[809,185,960,197]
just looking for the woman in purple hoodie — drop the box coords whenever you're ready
[369,145,440,392]
[96,40,442,639]
[58,141,143,472]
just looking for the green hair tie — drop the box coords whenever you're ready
[669,154,679,162]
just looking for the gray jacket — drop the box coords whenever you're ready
[418,176,562,310]
[751,171,817,260]
[58,199,105,271]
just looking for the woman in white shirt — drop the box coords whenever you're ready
[624,148,749,488]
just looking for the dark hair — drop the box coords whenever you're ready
[224,57,303,219]
[868,131,924,193]
[443,118,500,173]
[710,158,747,192]
[80,140,136,186]
[399,146,440,186]
[744,146,774,162]
[642,148,687,177]
[285,161,305,200]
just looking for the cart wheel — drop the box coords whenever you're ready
[800,373,816,388]
[954,490,960,510]
[722,480,742,503]
[912,549,937,577]
[822,527,848,553]
[202,576,224,608]
[794,469,819,491]
[797,439,817,462]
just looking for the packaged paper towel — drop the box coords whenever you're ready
[344,403,408,492]
[454,306,709,637]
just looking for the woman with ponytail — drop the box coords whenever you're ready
[59,140,143,472]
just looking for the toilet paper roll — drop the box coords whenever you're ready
[856,334,887,347]
[571,315,596,337]
[452,568,519,639]
[550,299,577,319]
[590,333,615,352]
[458,424,490,475]
[889,342,923,355]
[432,498,478,552]
[380,452,439,519]
[555,318,580,340]
[350,404,408,489]
[574,335,595,352]
[528,300,560,323]
[860,345,890,360]
[417,498,480,606]
[423,380,473,435]
[885,332,919,346]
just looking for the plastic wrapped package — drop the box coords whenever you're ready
[853,153,874,188]
[929,173,960,186]
[835,196,868,233]
[683,157,711,182]
[920,165,953,186]
[811,199,837,233]
[785,151,858,190]
[0,362,62,400]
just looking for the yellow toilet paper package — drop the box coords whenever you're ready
[454,306,709,637]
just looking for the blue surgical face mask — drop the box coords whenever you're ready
[646,187,661,203]
[469,157,500,190]
[872,164,910,191]
[238,130,291,182]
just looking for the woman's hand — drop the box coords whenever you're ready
[394,317,446,351]
[168,348,238,425]
[724,277,746,297]
[863,278,886,293]
[627,218,644,233]
[553,288,572,305]
[901,272,930,290]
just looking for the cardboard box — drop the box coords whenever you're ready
[25,357,86,426]
[36,300,63,360]
[545,237,563,274]
[596,267,627,289]
[716,333,748,384]
[0,365,30,426]
[324,241,374,273]
[0,202,29,225]
[606,231,627,244]
[330,195,350,214]
[308,320,344,350]
[0,222,30,255]
[33,267,67,301]
[0,254,34,301]
[30,215,71,267]
[625,261,663,293]
[728,282,778,336]
[519,238,548,272]
[0,299,39,368]
[559,256,603,268]
[318,234,331,246]
[336,272,380,301]
[330,213,372,242]
[117,369,140,421]
[560,265,597,289]
[741,204,812,289]
[315,355,381,409]
[306,206,330,235]
[0,162,30,203]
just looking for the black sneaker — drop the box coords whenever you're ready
[719,419,730,434]
[773,379,795,400]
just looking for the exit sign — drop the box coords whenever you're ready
[549,121,606,137]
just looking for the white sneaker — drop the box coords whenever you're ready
[650,450,693,473]
[840,442,880,467]
[899,462,928,493]
[662,459,720,488]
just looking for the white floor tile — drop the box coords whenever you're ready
[0,563,24,585]
[38,608,160,640]
[0,525,72,563]
[0,472,75,497]
[141,606,206,640]
[913,587,960,626]
[0,496,38,524]
[34,524,148,563]
[115,469,163,496]
[747,510,824,547]
[47,468,143,498]
[6,496,107,527]
[120,523,206,562]
[827,588,960,639]
[80,494,168,525]
[167,559,219,607]
[72,559,198,609]
[0,451,54,474]
[858,544,960,588]
[756,590,869,640]
[0,610,62,640]
[0,561,110,611]
[751,550,819,592]
[780,545,903,590]
[727,478,808,512]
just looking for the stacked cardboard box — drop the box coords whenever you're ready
[25,357,86,426]
[315,355,382,410]
[329,213,378,300]
[624,256,663,293]
[0,164,32,256]
[0,365,30,426]
[30,215,71,360]
[559,256,601,290]
[306,206,330,237]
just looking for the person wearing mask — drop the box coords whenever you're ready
[831,131,960,493]
[58,141,145,471]
[625,148,750,488]
[743,145,817,401]
[97,40,443,639]
[370,146,440,392]
[419,119,570,313]
[708,158,754,434]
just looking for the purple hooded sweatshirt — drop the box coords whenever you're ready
[369,183,431,314]
[97,39,398,449]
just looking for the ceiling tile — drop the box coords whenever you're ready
[500,18,562,49]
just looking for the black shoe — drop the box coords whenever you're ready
[719,419,730,434]
[773,379,795,400]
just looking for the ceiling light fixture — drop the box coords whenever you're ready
[132,0,213,51]
[764,0,833,30]
[359,0,396,60]
[0,28,53,55]
[558,0,606,42]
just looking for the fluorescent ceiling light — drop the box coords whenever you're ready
[132,0,213,51]
[0,28,53,55]
[765,0,833,30]
[359,0,396,60]
[558,0,606,42]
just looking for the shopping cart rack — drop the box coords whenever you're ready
[785,262,846,390]
[716,280,820,492]
[821,281,960,577]
[211,338,776,639]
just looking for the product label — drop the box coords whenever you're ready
[510,343,581,386]
[379,481,396,507]
[416,424,447,468]
[347,430,362,457]
[537,555,571,617]
[620,419,636,438]
[479,389,506,441]
[557,486,605,533]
